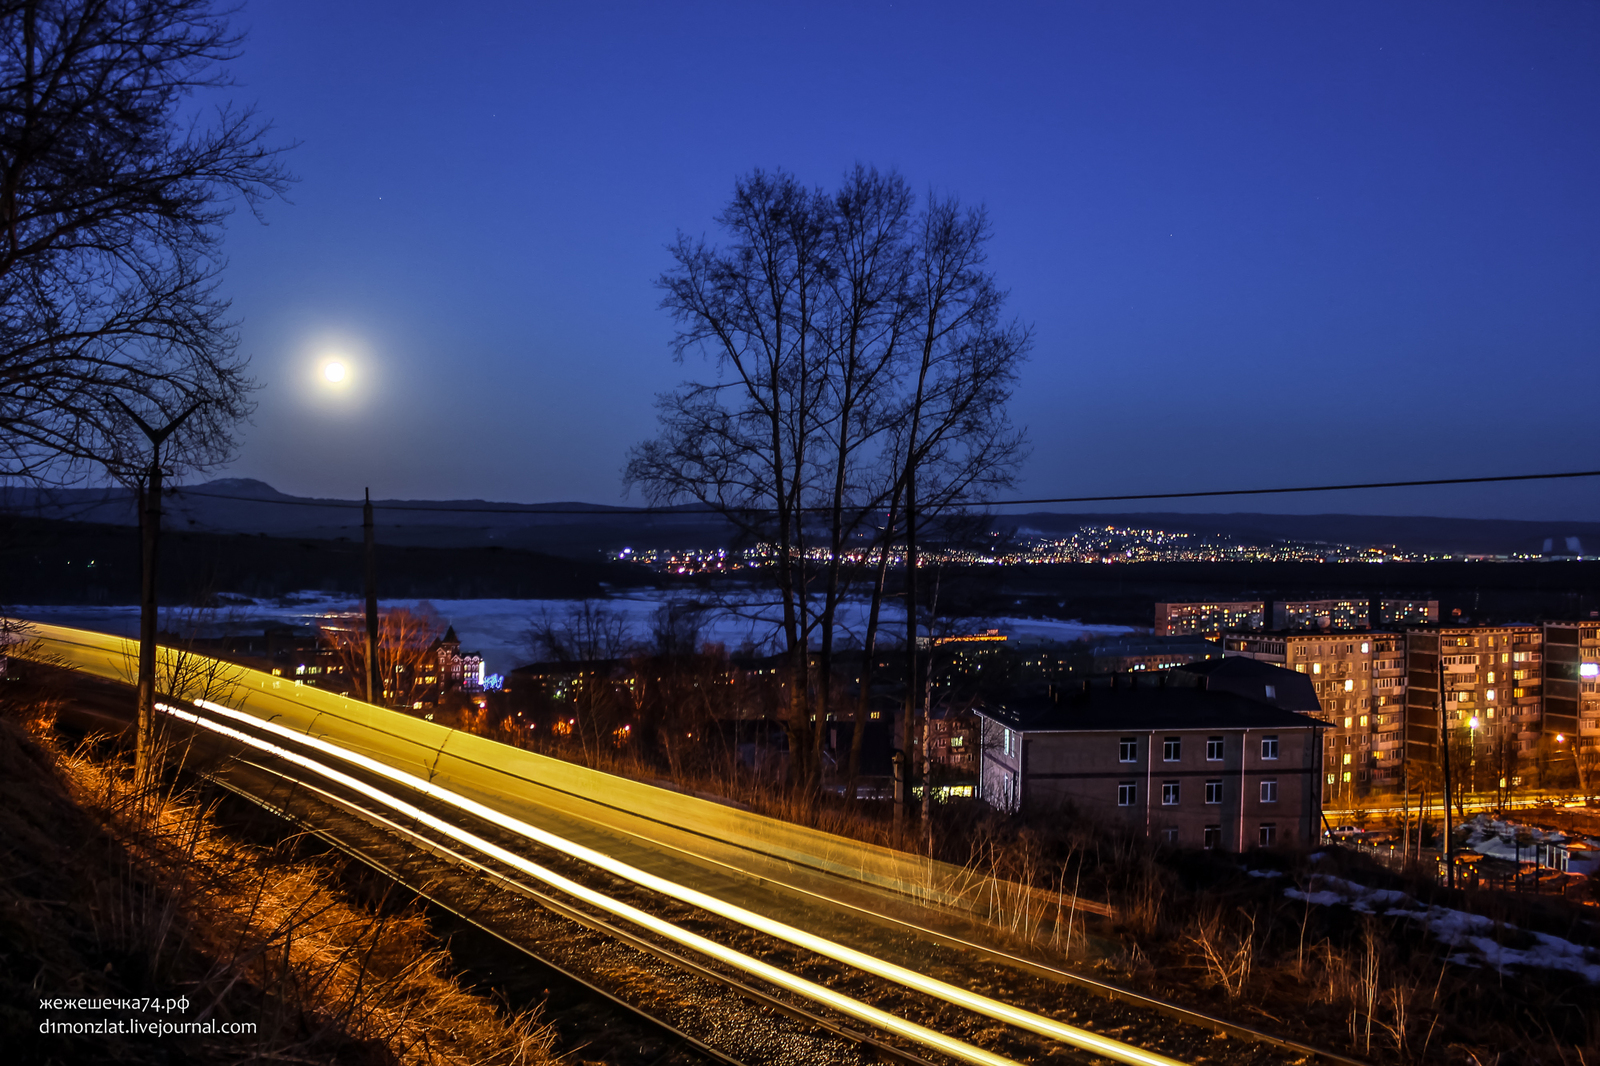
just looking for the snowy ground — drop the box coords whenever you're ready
[9,591,1135,676]
[1461,813,1600,877]
[1279,863,1600,983]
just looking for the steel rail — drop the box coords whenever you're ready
[213,755,949,1066]
[180,695,1187,1066]
[23,626,1363,1066]
[159,700,1035,1066]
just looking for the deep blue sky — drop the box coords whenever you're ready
[216,1,1600,520]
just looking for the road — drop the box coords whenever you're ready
[18,621,1361,1066]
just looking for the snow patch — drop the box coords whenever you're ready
[1285,874,1600,982]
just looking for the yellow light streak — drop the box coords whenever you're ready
[186,696,1186,1066]
[156,702,1021,1066]
[16,623,1181,1066]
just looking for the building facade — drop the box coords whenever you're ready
[1155,601,1265,637]
[976,681,1324,850]
[1222,630,1404,799]
[1088,635,1224,673]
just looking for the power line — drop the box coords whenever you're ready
[165,467,1600,516]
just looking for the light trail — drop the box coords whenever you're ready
[180,696,1189,1066]
[156,701,1021,1066]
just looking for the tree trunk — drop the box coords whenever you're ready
[135,463,161,791]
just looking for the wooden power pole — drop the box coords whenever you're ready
[364,488,380,705]
[115,400,201,790]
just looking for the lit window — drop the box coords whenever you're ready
[1313,663,1322,674]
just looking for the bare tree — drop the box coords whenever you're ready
[320,606,445,711]
[0,0,289,788]
[897,197,1030,836]
[628,169,834,783]
[629,169,1029,808]
[0,0,288,484]
[527,599,635,765]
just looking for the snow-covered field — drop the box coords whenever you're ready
[9,591,1135,675]
[1280,860,1600,982]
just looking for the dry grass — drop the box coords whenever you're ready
[0,682,557,1066]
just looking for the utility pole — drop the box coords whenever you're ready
[1439,655,1455,889]
[364,488,380,706]
[114,399,202,791]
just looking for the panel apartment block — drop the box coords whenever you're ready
[1404,625,1544,764]
[1222,631,1402,799]
[1155,601,1265,637]
[1271,598,1370,630]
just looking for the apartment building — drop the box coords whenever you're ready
[976,680,1323,849]
[1272,598,1370,631]
[1581,625,1600,751]
[1401,626,1545,773]
[1378,599,1440,627]
[1221,631,1403,800]
[1088,635,1224,672]
[1155,601,1265,637]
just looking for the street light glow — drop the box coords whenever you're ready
[323,360,347,383]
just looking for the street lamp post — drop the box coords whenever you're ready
[1469,715,1479,812]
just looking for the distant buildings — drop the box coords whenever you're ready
[1087,635,1223,673]
[1159,597,1437,636]
[181,620,486,711]
[1154,601,1264,636]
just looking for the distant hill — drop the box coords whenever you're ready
[0,479,737,560]
[4,481,1598,559]
[0,514,653,606]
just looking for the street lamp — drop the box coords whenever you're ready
[1469,715,1479,809]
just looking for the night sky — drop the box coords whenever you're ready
[216,2,1600,520]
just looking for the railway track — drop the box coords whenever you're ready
[21,625,1370,1066]
[160,694,1361,1066]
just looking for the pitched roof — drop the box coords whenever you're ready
[1169,655,1321,714]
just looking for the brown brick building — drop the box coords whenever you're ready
[976,679,1324,850]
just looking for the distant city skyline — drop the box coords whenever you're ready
[209,2,1600,521]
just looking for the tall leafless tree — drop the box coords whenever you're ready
[897,197,1030,835]
[628,169,834,782]
[0,0,290,787]
[0,0,289,484]
[629,168,1028,807]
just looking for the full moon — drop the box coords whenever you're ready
[323,361,347,383]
